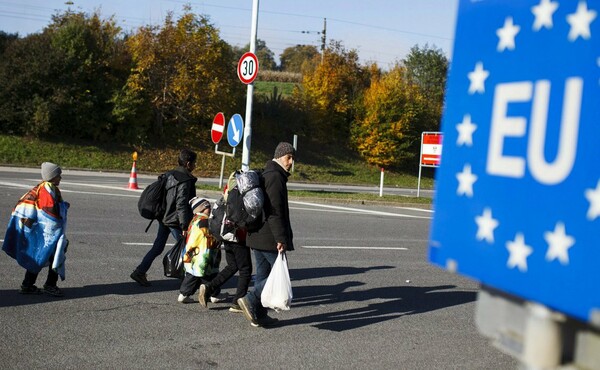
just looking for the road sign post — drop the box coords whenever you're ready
[417,132,442,197]
[428,0,600,368]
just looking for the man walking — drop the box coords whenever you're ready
[130,149,197,286]
[238,142,295,327]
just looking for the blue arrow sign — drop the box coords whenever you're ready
[227,114,244,147]
[429,0,600,324]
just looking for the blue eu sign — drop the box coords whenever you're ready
[429,0,600,324]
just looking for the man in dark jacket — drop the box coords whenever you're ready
[131,149,197,286]
[238,142,295,327]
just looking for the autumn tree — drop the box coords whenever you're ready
[116,8,244,143]
[293,41,370,143]
[279,44,319,73]
[351,64,429,168]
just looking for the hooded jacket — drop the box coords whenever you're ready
[162,166,197,230]
[247,159,294,251]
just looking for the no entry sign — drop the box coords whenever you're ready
[211,112,225,144]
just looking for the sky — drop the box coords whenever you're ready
[0,0,458,68]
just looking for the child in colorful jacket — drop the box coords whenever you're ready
[2,162,69,297]
[178,197,222,303]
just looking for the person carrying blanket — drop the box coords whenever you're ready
[2,162,69,297]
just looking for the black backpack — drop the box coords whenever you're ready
[138,172,173,232]
[208,170,265,242]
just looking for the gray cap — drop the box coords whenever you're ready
[41,162,62,181]
[273,142,295,159]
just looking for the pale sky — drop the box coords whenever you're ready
[0,0,459,67]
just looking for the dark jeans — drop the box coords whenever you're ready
[180,272,220,297]
[136,222,182,274]
[206,242,252,303]
[246,249,278,319]
[22,268,58,288]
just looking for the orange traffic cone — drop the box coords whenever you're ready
[128,160,139,190]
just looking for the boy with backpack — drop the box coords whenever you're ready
[178,197,223,303]
[131,149,197,287]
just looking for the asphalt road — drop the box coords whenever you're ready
[0,167,516,369]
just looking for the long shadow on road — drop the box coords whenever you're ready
[0,278,184,308]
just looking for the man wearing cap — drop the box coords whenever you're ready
[238,142,295,328]
[2,162,69,297]
[131,149,197,286]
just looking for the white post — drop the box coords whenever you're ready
[379,167,384,197]
[291,134,298,172]
[241,0,259,172]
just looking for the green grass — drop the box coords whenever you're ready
[254,81,298,97]
[1,135,435,205]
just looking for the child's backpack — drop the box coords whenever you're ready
[138,172,173,232]
[208,169,265,242]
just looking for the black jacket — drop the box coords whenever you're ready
[247,160,294,251]
[162,166,197,230]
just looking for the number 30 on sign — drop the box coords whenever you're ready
[237,52,259,85]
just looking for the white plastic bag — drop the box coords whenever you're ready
[261,252,292,311]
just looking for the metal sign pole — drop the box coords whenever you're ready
[215,145,236,189]
[241,0,259,172]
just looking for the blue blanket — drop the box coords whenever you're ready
[2,184,68,280]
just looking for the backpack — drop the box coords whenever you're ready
[208,169,265,242]
[138,172,174,232]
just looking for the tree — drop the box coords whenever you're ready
[279,44,319,73]
[351,64,428,168]
[117,8,244,143]
[293,41,370,143]
[234,39,276,71]
[0,11,130,140]
[403,44,448,129]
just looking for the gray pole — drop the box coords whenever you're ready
[241,0,259,172]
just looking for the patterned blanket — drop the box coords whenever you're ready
[2,182,69,280]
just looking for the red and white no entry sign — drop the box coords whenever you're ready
[237,52,259,84]
[211,112,225,144]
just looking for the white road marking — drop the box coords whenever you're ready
[302,245,408,250]
[290,200,431,219]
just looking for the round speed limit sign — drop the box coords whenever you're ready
[237,52,259,84]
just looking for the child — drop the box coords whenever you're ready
[178,197,223,304]
[2,162,69,297]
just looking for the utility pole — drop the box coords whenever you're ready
[321,18,326,64]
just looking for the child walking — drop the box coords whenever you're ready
[2,162,69,297]
[178,197,223,304]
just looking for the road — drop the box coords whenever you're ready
[0,167,515,369]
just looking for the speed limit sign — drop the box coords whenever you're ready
[237,52,259,84]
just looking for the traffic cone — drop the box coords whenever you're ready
[128,160,139,190]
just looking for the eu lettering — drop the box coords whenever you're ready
[487,78,582,185]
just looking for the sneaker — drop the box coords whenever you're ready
[257,315,279,328]
[198,284,208,308]
[210,295,227,304]
[237,296,259,327]
[19,285,42,295]
[178,294,194,303]
[130,270,151,287]
[42,285,64,297]
[229,303,243,313]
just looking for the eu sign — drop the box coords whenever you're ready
[429,0,600,324]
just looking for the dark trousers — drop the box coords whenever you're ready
[22,267,58,288]
[180,272,220,297]
[206,242,252,304]
[136,222,182,274]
